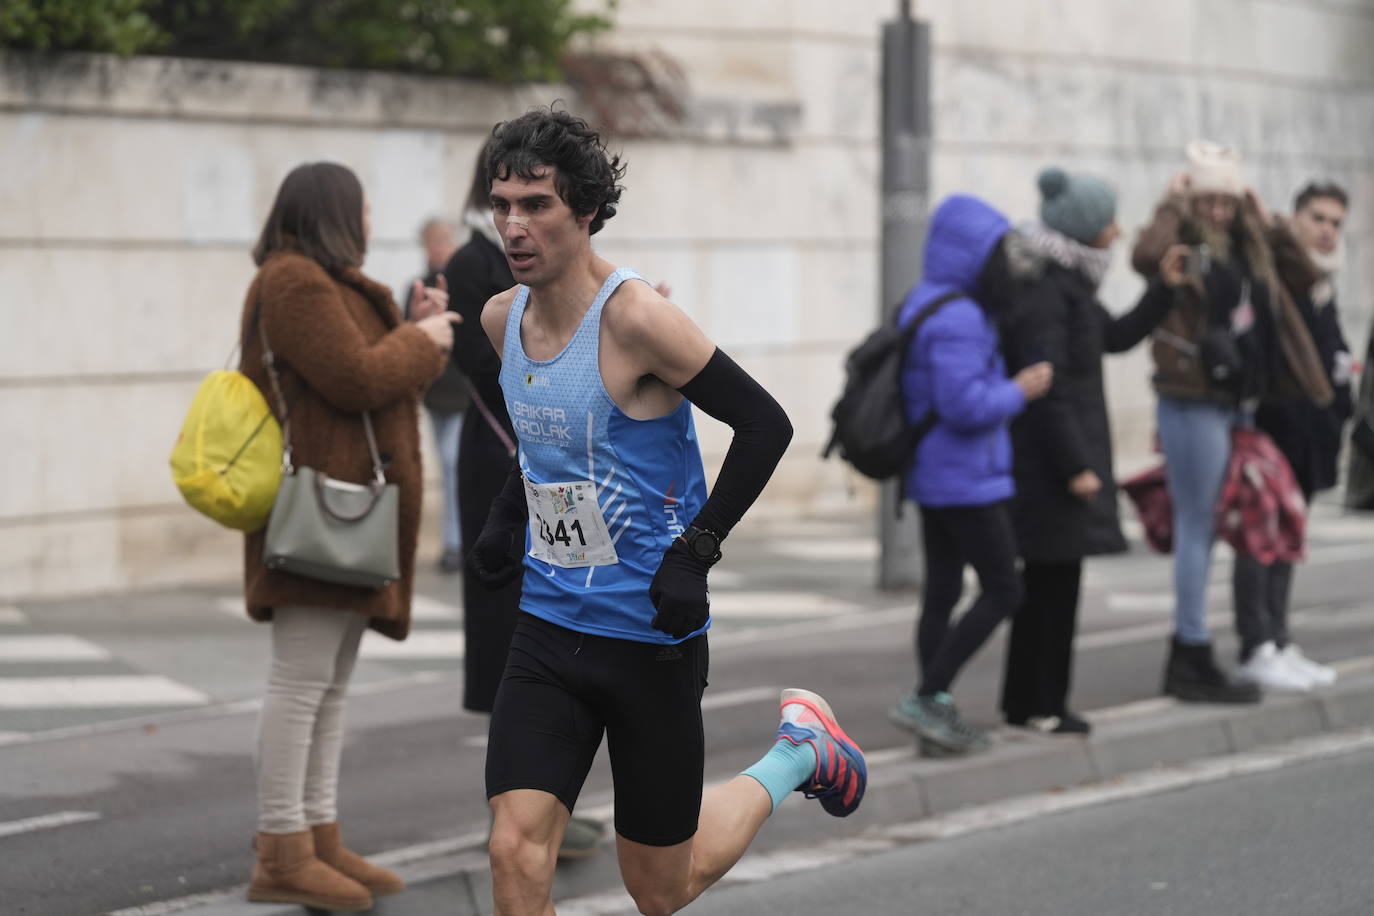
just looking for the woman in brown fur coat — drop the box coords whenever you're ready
[236,162,457,911]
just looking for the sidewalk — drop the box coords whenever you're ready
[102,499,1374,916]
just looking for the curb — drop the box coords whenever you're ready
[156,670,1374,916]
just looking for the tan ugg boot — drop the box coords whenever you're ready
[247,829,373,911]
[312,822,406,896]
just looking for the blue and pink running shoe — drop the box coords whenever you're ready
[775,688,867,817]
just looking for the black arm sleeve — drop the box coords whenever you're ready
[1102,279,1174,354]
[676,348,793,538]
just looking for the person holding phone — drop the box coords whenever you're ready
[238,162,457,911]
[1131,142,1332,704]
[407,218,470,573]
[998,168,1174,734]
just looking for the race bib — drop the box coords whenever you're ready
[523,477,619,568]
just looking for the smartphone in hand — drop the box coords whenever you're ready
[1184,243,1212,279]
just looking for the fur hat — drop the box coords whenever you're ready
[1037,167,1117,245]
[1186,141,1244,197]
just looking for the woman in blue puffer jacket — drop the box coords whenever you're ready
[888,194,1053,756]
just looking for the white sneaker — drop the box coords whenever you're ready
[1277,644,1336,687]
[1239,642,1315,692]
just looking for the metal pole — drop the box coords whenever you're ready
[877,2,931,590]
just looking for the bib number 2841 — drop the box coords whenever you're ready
[523,477,619,569]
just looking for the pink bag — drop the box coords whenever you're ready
[1121,427,1306,563]
[1216,426,1307,564]
[1121,464,1173,553]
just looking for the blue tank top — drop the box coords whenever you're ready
[499,267,710,644]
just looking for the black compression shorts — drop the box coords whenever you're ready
[485,613,710,847]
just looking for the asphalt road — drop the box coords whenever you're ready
[683,743,1374,916]
[1,505,1372,914]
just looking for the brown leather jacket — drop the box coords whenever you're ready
[1131,194,1333,408]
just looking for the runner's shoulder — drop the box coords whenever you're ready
[481,285,521,334]
[602,277,678,347]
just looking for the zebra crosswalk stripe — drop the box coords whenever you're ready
[0,676,209,709]
[0,635,111,662]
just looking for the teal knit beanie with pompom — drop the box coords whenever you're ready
[1037,167,1117,246]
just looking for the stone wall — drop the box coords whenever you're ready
[2,0,1371,599]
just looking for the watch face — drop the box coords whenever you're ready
[689,529,719,558]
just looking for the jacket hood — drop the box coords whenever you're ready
[922,194,1012,292]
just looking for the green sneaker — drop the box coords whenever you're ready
[557,816,605,861]
[890,690,990,756]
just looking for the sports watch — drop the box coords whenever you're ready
[680,525,723,565]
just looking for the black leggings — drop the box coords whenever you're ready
[916,502,1024,696]
[1000,559,1083,721]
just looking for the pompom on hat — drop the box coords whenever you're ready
[1185,140,1244,198]
[1036,166,1117,246]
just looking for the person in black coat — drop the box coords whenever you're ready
[443,146,520,716]
[443,142,607,858]
[1231,182,1353,690]
[998,168,1172,734]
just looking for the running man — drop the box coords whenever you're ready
[465,108,867,916]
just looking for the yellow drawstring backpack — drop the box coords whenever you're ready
[169,316,284,531]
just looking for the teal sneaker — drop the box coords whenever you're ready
[890,690,990,756]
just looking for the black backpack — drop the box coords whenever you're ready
[821,292,961,480]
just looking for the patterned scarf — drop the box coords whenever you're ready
[1017,221,1114,290]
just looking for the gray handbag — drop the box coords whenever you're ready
[257,319,401,589]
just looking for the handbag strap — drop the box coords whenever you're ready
[312,468,388,521]
[463,376,517,458]
[360,411,386,486]
[256,301,386,485]
[255,314,298,472]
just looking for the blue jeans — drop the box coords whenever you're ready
[428,408,465,552]
[1156,397,1235,645]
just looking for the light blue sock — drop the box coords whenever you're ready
[741,737,818,813]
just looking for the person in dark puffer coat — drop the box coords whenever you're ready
[998,168,1172,735]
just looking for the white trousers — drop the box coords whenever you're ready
[255,606,367,834]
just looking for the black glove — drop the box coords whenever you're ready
[649,538,713,639]
[466,465,528,589]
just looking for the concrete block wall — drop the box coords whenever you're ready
[2,0,1372,599]
[918,0,1374,469]
[0,56,551,598]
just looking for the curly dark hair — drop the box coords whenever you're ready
[485,107,626,235]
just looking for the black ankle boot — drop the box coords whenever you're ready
[1162,637,1262,704]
